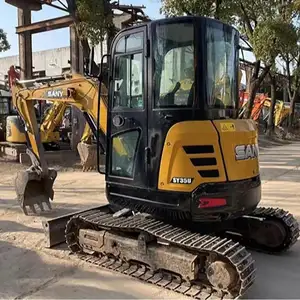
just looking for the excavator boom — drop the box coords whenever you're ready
[10,73,108,213]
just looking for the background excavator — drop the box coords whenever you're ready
[5,101,68,148]
[9,16,299,299]
[1,67,71,160]
[238,91,291,130]
[9,69,108,171]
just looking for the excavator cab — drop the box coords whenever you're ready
[12,16,257,219]
[101,16,261,221]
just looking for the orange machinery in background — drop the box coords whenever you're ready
[239,91,290,127]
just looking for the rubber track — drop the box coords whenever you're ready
[65,208,256,300]
[246,207,299,253]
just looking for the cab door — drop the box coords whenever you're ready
[106,26,149,191]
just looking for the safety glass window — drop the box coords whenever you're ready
[115,32,144,54]
[113,53,143,109]
[111,130,140,178]
[206,25,238,109]
[153,22,195,108]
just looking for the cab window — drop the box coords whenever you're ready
[113,53,143,109]
[113,31,144,110]
[153,22,195,108]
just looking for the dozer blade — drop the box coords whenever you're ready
[77,142,98,172]
[15,168,57,215]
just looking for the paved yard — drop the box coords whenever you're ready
[1,140,300,299]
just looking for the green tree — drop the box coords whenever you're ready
[66,0,115,74]
[73,0,115,47]
[160,0,299,119]
[281,39,300,131]
[275,2,300,132]
[0,28,10,52]
[160,0,236,22]
[252,20,298,136]
[232,1,300,118]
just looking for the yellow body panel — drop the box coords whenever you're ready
[213,119,259,181]
[158,121,227,192]
[158,119,259,192]
[6,121,26,143]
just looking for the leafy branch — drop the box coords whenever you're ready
[0,29,10,52]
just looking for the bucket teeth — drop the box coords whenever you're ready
[30,205,37,214]
[15,168,57,215]
[37,202,45,212]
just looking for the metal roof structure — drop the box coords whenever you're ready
[5,0,151,79]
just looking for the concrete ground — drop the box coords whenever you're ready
[1,140,300,299]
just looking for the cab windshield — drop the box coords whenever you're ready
[153,22,194,108]
[152,19,239,110]
[206,25,239,109]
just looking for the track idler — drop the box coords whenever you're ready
[15,167,57,215]
[222,207,299,253]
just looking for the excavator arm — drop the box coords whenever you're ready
[7,66,67,146]
[12,74,109,148]
[10,72,128,214]
[39,101,68,142]
[11,83,56,214]
[10,73,109,214]
[12,75,108,132]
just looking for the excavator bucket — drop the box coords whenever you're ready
[15,167,57,215]
[77,142,98,171]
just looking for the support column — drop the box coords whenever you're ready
[18,8,32,80]
[69,25,83,74]
[69,25,85,151]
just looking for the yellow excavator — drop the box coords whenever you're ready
[5,101,67,146]
[10,16,299,299]
[0,98,67,160]
[3,67,69,156]
[9,70,106,170]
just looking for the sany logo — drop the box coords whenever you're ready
[235,144,259,160]
[45,89,63,98]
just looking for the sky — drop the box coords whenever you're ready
[0,0,163,58]
[0,0,254,84]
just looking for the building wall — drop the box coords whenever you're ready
[0,47,70,80]
[0,41,108,81]
[33,46,70,76]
